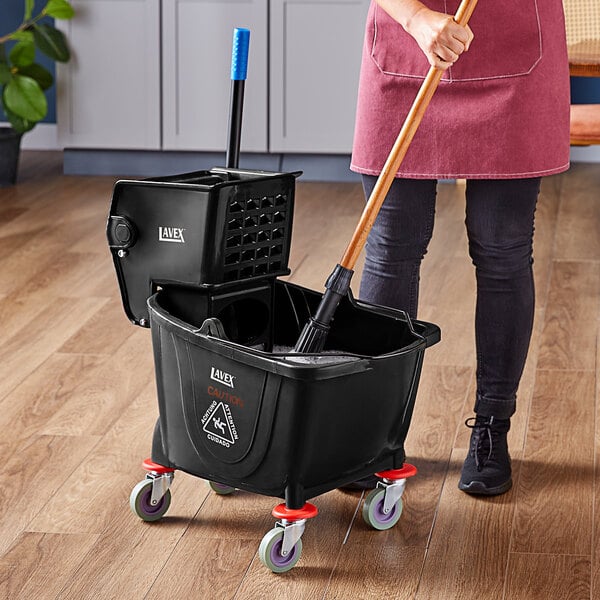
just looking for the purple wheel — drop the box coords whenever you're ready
[258,527,303,573]
[207,481,236,495]
[130,479,171,522]
[362,487,403,530]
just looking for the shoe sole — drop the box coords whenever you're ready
[458,478,513,496]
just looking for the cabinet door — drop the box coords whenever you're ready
[162,0,268,152]
[270,0,369,153]
[57,0,161,149]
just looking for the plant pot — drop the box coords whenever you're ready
[0,127,23,187]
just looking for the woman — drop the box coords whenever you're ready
[351,0,570,494]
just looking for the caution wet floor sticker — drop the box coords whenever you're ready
[202,401,239,448]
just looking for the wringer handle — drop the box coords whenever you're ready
[226,27,250,169]
[339,0,479,271]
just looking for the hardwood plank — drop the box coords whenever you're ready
[418,307,475,368]
[534,176,561,260]
[504,553,591,600]
[0,228,66,296]
[29,382,162,534]
[511,370,595,555]
[554,163,600,261]
[0,435,100,554]
[537,260,600,371]
[0,289,51,343]
[0,353,106,452]
[0,532,100,600]
[402,365,472,543]
[324,545,426,600]
[532,174,561,303]
[15,250,111,300]
[54,473,209,600]
[415,448,522,599]
[0,205,28,227]
[594,331,600,600]
[286,181,365,291]
[39,329,154,437]
[420,183,476,313]
[145,535,261,600]
[58,300,134,355]
[0,178,84,236]
[75,266,123,301]
[0,297,107,402]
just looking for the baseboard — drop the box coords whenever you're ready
[570,145,600,163]
[63,149,362,182]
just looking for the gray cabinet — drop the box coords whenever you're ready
[57,0,368,154]
[57,0,161,149]
[162,0,268,152]
[269,0,369,153]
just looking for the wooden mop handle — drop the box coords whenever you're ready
[340,0,479,270]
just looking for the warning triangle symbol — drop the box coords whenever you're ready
[203,402,235,444]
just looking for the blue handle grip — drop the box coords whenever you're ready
[230,28,250,81]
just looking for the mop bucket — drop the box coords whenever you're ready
[145,280,440,508]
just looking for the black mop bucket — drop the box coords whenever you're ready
[147,280,440,509]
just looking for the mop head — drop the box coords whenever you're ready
[273,346,360,365]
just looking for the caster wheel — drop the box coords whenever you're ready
[258,527,303,573]
[362,487,403,531]
[130,479,171,522]
[207,481,236,495]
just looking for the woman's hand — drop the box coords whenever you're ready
[407,6,473,69]
[377,0,474,70]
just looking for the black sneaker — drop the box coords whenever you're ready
[458,415,512,496]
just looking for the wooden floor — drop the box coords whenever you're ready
[0,152,599,599]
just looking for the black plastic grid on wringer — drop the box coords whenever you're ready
[223,190,290,282]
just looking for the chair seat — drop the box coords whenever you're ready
[568,40,600,76]
[570,104,600,145]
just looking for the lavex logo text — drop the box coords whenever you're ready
[210,367,235,388]
[158,226,185,243]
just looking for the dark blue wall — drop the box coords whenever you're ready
[0,0,56,123]
[571,77,600,104]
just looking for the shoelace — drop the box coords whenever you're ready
[465,416,496,471]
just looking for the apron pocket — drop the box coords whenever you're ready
[371,0,542,81]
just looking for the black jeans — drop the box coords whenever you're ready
[359,176,541,419]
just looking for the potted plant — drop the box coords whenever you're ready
[0,0,74,186]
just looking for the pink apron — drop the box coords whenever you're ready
[351,0,571,179]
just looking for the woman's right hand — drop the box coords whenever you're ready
[406,6,473,69]
[377,0,474,70]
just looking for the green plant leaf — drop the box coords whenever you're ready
[0,64,11,85]
[3,75,47,122]
[32,23,70,62]
[44,0,75,20]
[17,63,54,90]
[9,30,35,44]
[3,103,35,134]
[9,41,36,67]
[24,0,35,21]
